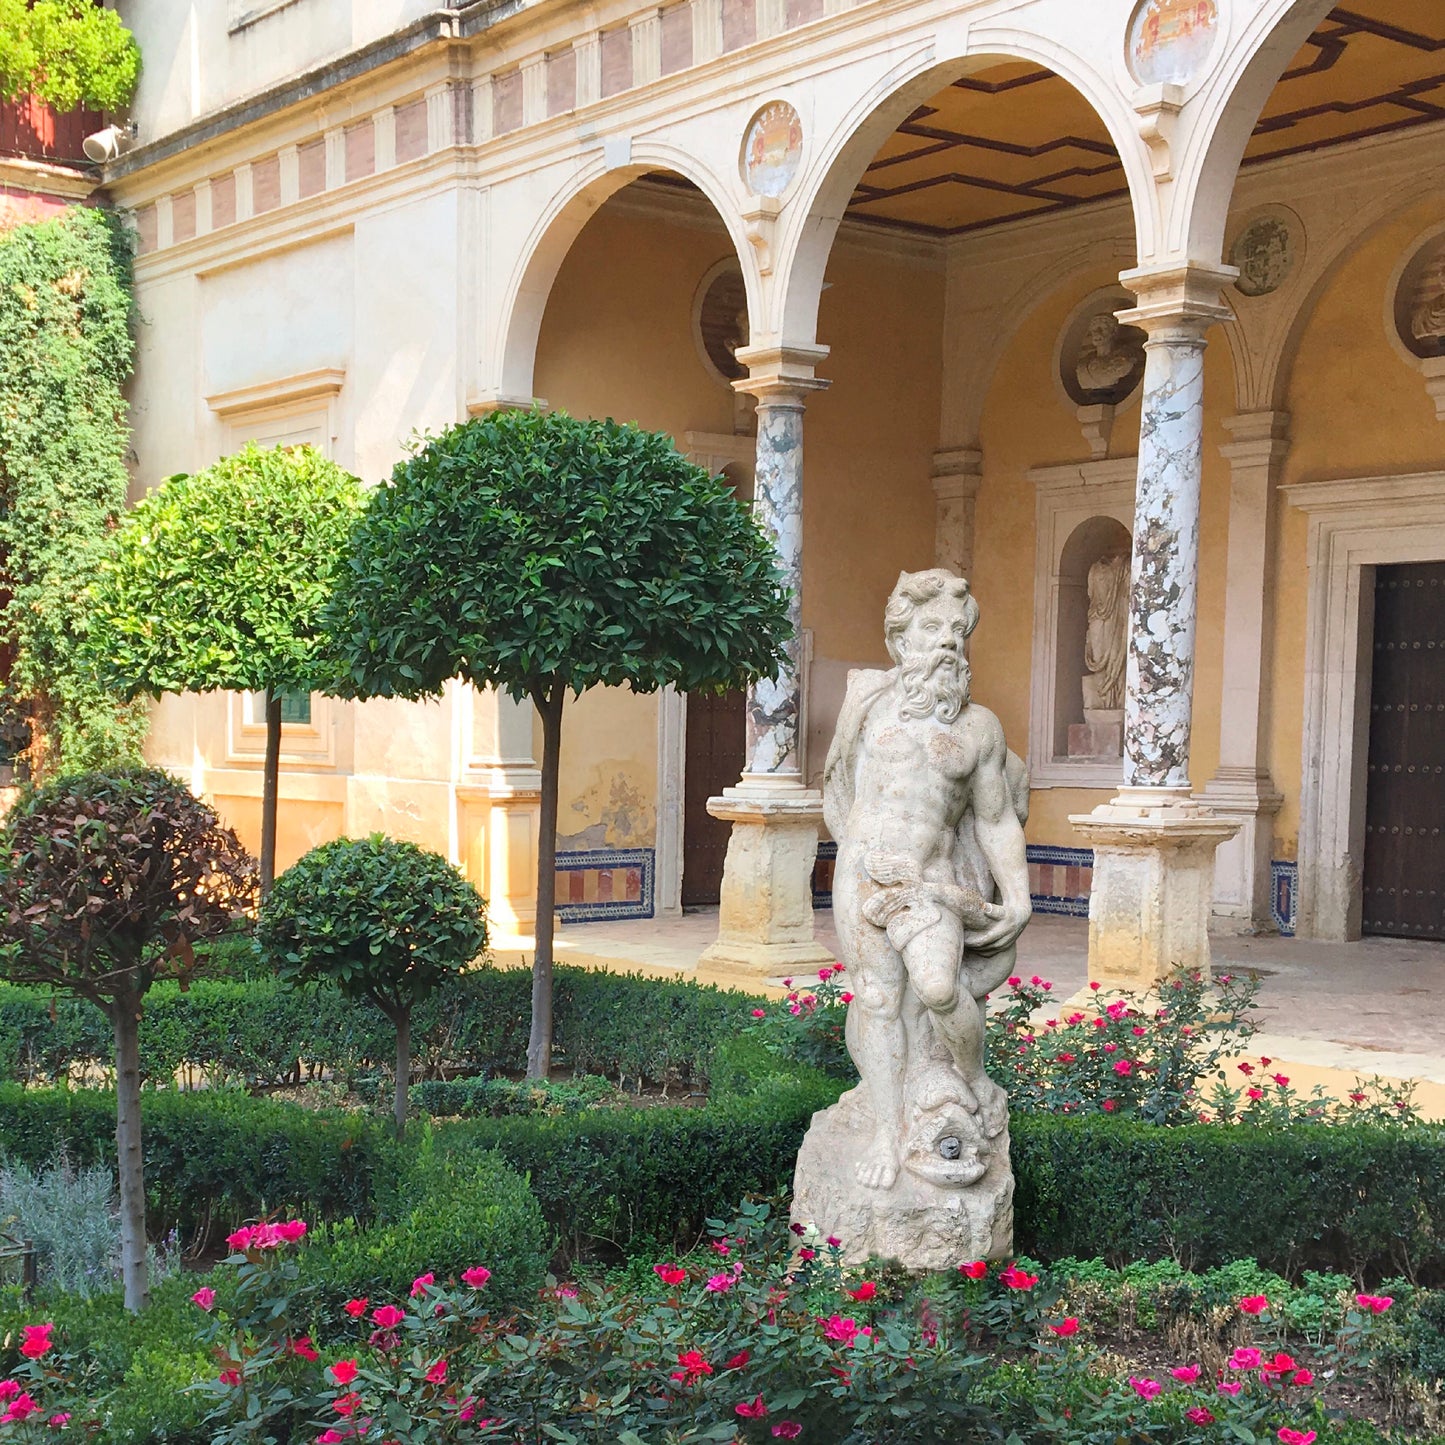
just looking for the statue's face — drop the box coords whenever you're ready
[1085,314,1116,352]
[899,593,971,675]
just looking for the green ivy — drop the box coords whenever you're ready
[0,208,146,777]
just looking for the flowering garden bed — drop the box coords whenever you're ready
[0,965,1439,1440]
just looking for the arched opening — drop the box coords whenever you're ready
[522,171,757,915]
[770,58,1143,921]
[1201,2,1445,942]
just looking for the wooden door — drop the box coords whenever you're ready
[1361,561,1445,939]
[682,690,746,907]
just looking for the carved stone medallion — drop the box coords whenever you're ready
[741,101,803,198]
[1230,209,1303,298]
[1127,0,1220,87]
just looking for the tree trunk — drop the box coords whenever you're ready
[525,688,564,1079]
[260,688,282,898]
[112,994,149,1312]
[393,1009,411,1139]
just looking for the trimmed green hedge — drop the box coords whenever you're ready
[0,964,754,1091]
[1012,1114,1445,1282]
[0,1084,389,1247]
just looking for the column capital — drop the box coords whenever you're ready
[1219,409,1291,466]
[733,344,831,404]
[1117,261,1237,338]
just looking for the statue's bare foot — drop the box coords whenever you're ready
[855,1133,900,1191]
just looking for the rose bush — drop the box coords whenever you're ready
[0,1201,1413,1444]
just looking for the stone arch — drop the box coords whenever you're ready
[1172,0,1337,265]
[493,145,755,406]
[774,28,1158,354]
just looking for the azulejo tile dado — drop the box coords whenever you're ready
[554,847,654,922]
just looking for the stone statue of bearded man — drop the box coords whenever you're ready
[792,568,1031,1268]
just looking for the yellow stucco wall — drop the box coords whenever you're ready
[1270,197,1445,858]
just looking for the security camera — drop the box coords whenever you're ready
[83,122,137,164]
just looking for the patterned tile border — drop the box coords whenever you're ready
[1271,859,1298,938]
[554,847,654,922]
[812,841,1095,917]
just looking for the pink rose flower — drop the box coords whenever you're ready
[1048,1318,1079,1337]
[330,1360,359,1386]
[1130,1377,1161,1400]
[372,1305,405,1329]
[343,1298,368,1317]
[736,1396,769,1418]
[462,1266,492,1289]
[771,1424,802,1439]
[1239,1295,1269,1316]
[1171,1365,1200,1382]
[18,1325,52,1360]
[654,1263,687,1286]
[191,1288,216,1311]
[410,1272,435,1298]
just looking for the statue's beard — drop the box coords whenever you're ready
[897,648,969,723]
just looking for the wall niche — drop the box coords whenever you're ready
[1027,458,1136,789]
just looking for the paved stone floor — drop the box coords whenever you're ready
[497,908,1445,1114]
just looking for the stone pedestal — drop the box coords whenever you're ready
[1068,708,1123,760]
[1071,787,1240,989]
[793,1090,1013,1269]
[696,787,833,985]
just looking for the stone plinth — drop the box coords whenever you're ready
[793,1088,1013,1270]
[1071,787,1240,990]
[696,787,833,985]
[1068,708,1123,760]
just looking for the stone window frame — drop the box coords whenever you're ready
[1025,457,1137,789]
[1283,471,1445,941]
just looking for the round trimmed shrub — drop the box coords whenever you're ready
[259,836,488,1134]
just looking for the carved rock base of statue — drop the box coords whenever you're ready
[1068,708,1123,760]
[792,1085,1014,1271]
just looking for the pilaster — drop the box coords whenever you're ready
[233,163,254,223]
[1197,410,1289,929]
[324,127,346,189]
[931,447,983,579]
[692,0,723,63]
[520,56,547,127]
[629,9,662,87]
[372,107,396,172]
[278,143,300,205]
[573,34,602,108]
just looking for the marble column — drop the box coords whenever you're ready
[699,345,836,984]
[1071,265,1240,991]
[1197,412,1289,930]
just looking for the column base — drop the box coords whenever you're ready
[697,786,834,987]
[1070,789,1241,992]
[1195,768,1283,932]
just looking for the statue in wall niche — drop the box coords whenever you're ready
[1074,312,1146,401]
[1409,254,1445,356]
[1082,550,1130,714]
[792,568,1031,1269]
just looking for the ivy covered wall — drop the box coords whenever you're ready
[0,206,146,776]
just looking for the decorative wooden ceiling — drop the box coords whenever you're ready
[846,0,1445,236]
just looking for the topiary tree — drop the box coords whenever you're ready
[257,835,488,1137]
[0,206,147,779]
[88,443,364,894]
[0,0,140,112]
[0,768,257,1312]
[323,409,791,1078]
